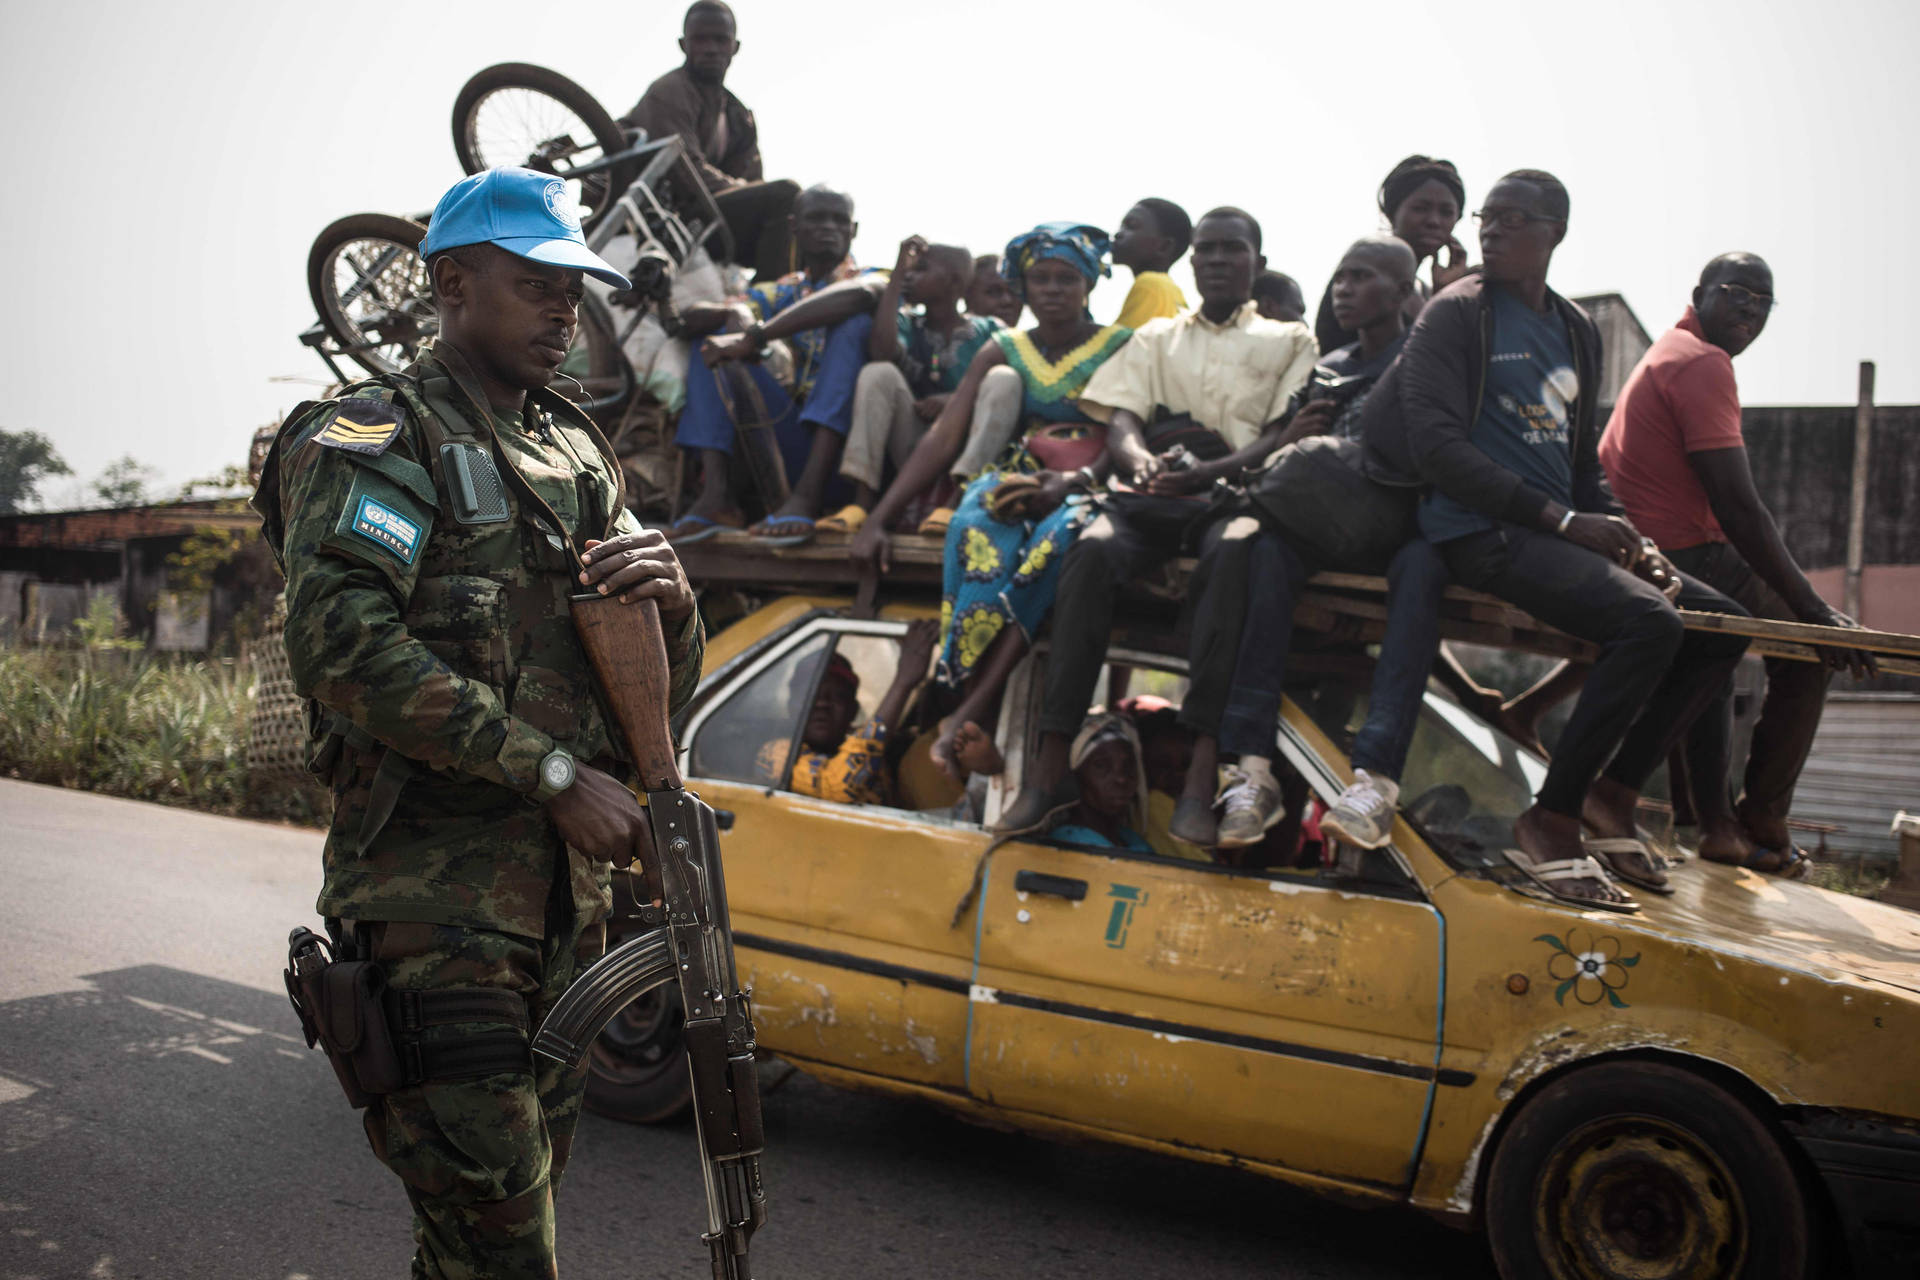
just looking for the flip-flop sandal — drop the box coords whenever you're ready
[1701,843,1808,878]
[816,504,868,535]
[1583,836,1675,894]
[1503,849,1641,914]
[751,516,816,549]
[916,507,955,537]
[666,513,742,545]
[1747,843,1813,879]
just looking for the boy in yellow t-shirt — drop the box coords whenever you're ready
[1111,197,1191,328]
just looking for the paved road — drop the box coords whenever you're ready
[0,780,1490,1279]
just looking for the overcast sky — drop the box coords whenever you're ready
[2,0,1915,505]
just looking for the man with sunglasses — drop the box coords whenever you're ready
[1358,170,1749,910]
[1599,253,1875,878]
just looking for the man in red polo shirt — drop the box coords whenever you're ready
[1600,252,1873,875]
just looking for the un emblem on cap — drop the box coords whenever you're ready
[543,179,583,232]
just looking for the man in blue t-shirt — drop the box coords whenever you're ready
[1383,169,1750,912]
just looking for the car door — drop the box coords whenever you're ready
[966,655,1448,1191]
[680,613,987,1095]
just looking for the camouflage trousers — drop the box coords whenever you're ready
[354,907,607,1279]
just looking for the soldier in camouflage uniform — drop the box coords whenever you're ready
[254,167,704,1278]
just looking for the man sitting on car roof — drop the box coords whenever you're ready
[669,184,883,547]
[622,0,800,280]
[1368,169,1750,911]
[997,206,1317,834]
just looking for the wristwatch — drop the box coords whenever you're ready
[534,748,578,802]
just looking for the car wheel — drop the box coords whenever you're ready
[1486,1060,1812,1280]
[583,977,694,1124]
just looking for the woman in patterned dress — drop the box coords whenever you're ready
[850,222,1133,777]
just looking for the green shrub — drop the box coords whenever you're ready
[0,644,323,825]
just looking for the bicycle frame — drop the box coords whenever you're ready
[582,134,735,276]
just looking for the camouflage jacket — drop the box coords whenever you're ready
[253,341,704,938]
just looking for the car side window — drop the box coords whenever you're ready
[1021,653,1421,898]
[686,632,832,786]
[1292,670,1542,873]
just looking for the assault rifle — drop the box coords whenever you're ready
[534,594,767,1280]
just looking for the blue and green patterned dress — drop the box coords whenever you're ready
[939,323,1132,686]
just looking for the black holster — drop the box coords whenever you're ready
[284,926,532,1109]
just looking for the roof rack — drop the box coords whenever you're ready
[675,530,1920,676]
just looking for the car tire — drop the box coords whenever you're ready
[583,975,694,1125]
[1485,1060,1813,1280]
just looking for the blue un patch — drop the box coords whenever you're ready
[350,492,423,564]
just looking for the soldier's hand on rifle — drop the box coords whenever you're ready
[547,763,657,870]
[580,532,696,619]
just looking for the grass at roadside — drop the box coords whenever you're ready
[1804,858,1893,898]
[0,645,325,825]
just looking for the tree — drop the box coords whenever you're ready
[0,429,72,515]
[93,455,159,508]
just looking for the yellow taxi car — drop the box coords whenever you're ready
[588,594,1920,1280]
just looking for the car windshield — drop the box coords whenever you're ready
[1292,675,1545,870]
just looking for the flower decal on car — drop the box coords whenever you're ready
[1535,929,1640,1008]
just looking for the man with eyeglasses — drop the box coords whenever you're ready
[1599,252,1875,878]
[1358,169,1750,911]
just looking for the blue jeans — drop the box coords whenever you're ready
[1349,538,1451,781]
[674,312,872,480]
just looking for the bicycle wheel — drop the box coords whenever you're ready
[306,212,436,376]
[452,63,634,232]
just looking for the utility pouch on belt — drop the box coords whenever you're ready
[284,927,532,1109]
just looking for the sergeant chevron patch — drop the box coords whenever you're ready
[314,397,406,456]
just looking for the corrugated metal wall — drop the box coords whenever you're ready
[1792,694,1920,861]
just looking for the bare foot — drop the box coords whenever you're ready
[934,719,1003,781]
[1580,776,1641,840]
[750,494,820,536]
[679,492,742,526]
[1733,802,1792,856]
[1696,820,1759,867]
[1513,805,1636,907]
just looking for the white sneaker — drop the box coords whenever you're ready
[1321,769,1400,850]
[1217,759,1285,848]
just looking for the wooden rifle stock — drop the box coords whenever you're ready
[569,593,685,792]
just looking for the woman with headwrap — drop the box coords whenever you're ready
[850,221,1133,780]
[1049,713,1155,851]
[1313,155,1470,353]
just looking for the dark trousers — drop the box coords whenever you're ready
[1040,493,1259,739]
[1207,532,1451,768]
[1349,537,1453,780]
[1441,524,1750,815]
[1666,541,1833,836]
[712,178,799,282]
[1212,530,1315,756]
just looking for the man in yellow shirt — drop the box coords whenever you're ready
[1112,198,1190,328]
[999,207,1318,834]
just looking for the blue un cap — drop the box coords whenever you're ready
[420,167,632,291]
